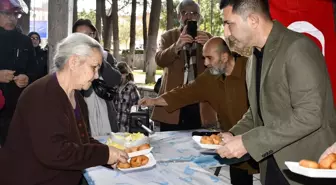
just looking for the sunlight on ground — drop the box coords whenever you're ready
[133,70,163,76]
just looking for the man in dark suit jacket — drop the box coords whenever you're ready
[218,0,336,185]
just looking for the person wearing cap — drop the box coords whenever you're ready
[152,0,217,131]
[72,19,122,135]
[0,0,36,146]
[28,31,48,80]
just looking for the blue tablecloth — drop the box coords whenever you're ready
[84,130,249,185]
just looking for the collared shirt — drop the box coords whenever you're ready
[254,47,264,122]
[162,56,249,131]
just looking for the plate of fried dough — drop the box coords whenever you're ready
[124,143,153,158]
[192,134,222,150]
[285,153,336,178]
[117,153,156,172]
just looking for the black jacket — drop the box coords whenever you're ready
[83,60,121,132]
[32,46,48,81]
[0,27,36,119]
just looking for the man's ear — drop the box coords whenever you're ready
[177,13,182,21]
[221,53,229,63]
[247,13,260,29]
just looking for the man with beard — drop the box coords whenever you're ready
[139,37,259,185]
[0,0,36,146]
[217,0,336,185]
[152,0,217,131]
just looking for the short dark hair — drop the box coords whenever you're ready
[219,0,271,20]
[72,19,101,42]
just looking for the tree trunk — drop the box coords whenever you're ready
[129,0,137,68]
[96,0,103,37]
[48,0,73,72]
[73,0,78,24]
[145,0,162,84]
[210,0,213,34]
[142,0,148,72]
[17,0,31,34]
[166,0,174,30]
[112,0,120,61]
[103,15,113,51]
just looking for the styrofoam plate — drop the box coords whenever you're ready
[192,136,221,150]
[118,153,156,172]
[285,161,336,178]
[127,147,153,158]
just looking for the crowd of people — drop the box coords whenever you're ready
[0,0,335,185]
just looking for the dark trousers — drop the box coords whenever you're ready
[265,156,290,185]
[160,103,202,131]
[0,117,11,146]
[230,166,253,185]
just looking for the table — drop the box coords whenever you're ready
[84,130,247,185]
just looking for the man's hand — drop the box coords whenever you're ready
[0,70,15,83]
[319,142,336,163]
[195,31,210,45]
[176,26,194,51]
[107,146,129,166]
[13,74,29,88]
[218,132,234,145]
[138,97,168,107]
[216,135,248,159]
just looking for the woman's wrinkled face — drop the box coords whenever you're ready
[73,48,102,90]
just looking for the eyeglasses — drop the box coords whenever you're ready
[31,37,39,40]
[83,32,96,38]
[180,11,199,17]
[0,11,22,19]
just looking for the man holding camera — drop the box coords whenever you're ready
[152,0,217,131]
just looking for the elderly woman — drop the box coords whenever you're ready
[0,33,128,185]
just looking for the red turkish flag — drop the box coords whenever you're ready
[269,0,336,105]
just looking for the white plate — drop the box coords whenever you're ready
[285,161,336,178]
[110,132,149,148]
[118,153,156,172]
[192,136,221,150]
[127,147,153,158]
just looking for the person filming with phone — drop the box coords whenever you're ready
[152,0,217,131]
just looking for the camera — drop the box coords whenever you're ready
[186,20,198,39]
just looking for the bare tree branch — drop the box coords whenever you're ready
[118,0,131,11]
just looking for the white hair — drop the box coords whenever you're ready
[176,0,200,15]
[53,33,103,71]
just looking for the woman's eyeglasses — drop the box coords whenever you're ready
[0,11,22,19]
[83,32,96,38]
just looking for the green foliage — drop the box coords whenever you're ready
[198,0,223,36]
[119,16,144,49]
[159,0,180,30]
[78,9,96,26]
